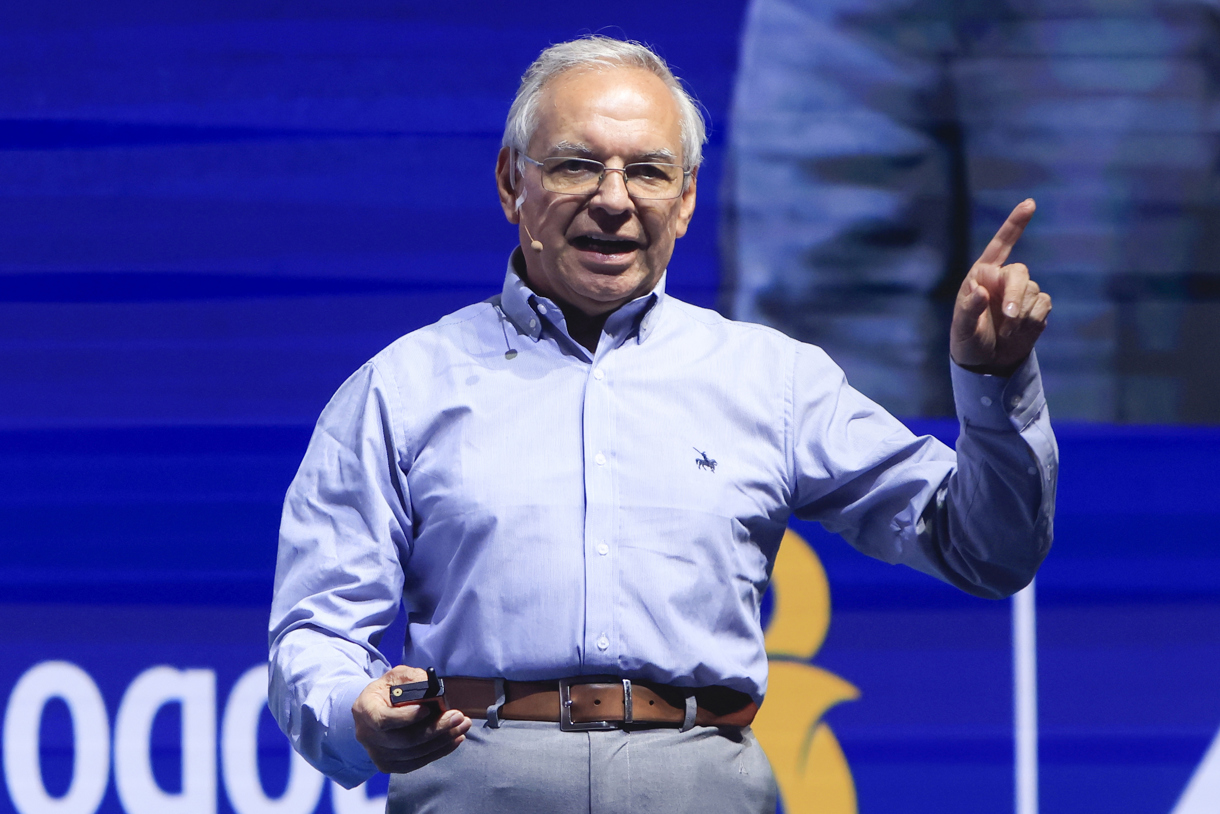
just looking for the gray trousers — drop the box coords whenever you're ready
[387,720,778,813]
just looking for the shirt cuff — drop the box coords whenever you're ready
[325,675,380,790]
[951,350,1047,432]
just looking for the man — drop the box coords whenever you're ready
[270,36,1055,813]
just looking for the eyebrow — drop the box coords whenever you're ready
[546,141,680,164]
[549,141,594,157]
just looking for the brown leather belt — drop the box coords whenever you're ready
[441,676,758,730]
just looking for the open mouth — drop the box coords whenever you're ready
[570,235,641,256]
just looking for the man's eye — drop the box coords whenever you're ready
[630,164,672,181]
[552,159,596,174]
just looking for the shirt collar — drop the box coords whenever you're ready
[499,251,546,342]
[498,249,666,346]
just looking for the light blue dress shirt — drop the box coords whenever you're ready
[269,253,1057,787]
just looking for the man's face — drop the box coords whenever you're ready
[497,66,698,316]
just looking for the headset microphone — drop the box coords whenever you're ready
[515,184,543,251]
[522,223,544,253]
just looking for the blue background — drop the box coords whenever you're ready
[2,1,1218,812]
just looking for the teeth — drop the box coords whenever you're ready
[578,236,637,252]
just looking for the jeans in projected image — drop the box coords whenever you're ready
[726,0,1220,421]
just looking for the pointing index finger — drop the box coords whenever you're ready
[976,199,1036,267]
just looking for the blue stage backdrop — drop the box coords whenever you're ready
[2,2,1219,813]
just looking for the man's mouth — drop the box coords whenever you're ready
[570,235,642,256]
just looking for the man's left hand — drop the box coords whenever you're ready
[950,199,1052,375]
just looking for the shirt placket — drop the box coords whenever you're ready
[581,344,617,670]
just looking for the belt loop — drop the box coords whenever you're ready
[679,692,697,732]
[485,678,506,728]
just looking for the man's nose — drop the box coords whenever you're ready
[591,167,632,213]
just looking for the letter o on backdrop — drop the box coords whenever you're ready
[2,661,111,814]
[221,665,323,814]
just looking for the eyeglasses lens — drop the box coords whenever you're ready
[539,158,683,199]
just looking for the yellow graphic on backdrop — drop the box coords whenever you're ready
[753,529,860,813]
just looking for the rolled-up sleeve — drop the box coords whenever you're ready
[268,360,412,788]
[790,345,1056,598]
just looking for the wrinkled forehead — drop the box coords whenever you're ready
[528,66,684,162]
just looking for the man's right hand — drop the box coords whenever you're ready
[351,665,472,774]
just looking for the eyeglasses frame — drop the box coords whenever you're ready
[519,154,693,201]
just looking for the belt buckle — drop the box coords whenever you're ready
[558,676,632,731]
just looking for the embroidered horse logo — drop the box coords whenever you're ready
[694,448,717,473]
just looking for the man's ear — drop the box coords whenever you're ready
[496,147,520,224]
[673,166,698,239]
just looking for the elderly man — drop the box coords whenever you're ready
[270,36,1056,813]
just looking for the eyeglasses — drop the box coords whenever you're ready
[522,155,690,200]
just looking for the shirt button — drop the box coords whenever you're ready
[1027,466,1037,476]
[980,396,993,407]
[1011,397,1021,408]
[595,453,606,466]
[596,635,609,651]
[597,543,609,556]
[529,318,537,329]
[537,304,548,314]
[593,368,605,380]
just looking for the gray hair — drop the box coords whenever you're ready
[503,36,707,173]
